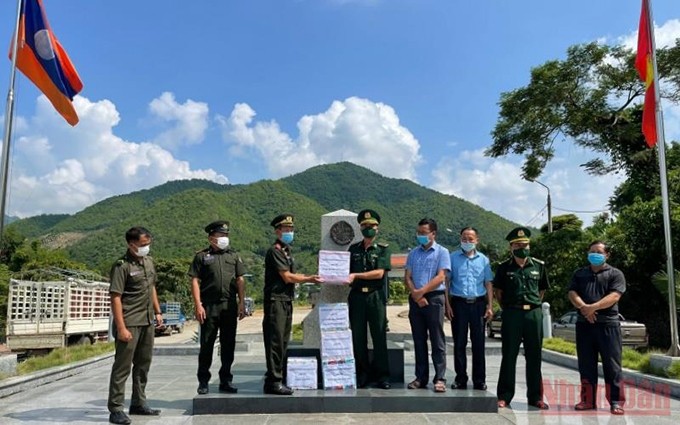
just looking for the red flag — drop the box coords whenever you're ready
[635,0,657,147]
[9,0,83,126]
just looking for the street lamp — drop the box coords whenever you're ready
[530,179,552,233]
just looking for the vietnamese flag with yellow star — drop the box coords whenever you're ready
[635,0,657,148]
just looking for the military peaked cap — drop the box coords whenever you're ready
[357,209,380,225]
[506,226,531,243]
[205,220,230,234]
[271,214,295,228]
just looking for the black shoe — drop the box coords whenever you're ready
[451,382,468,390]
[109,411,131,425]
[473,383,487,391]
[197,383,209,395]
[263,383,294,395]
[219,382,238,393]
[376,381,391,390]
[129,405,161,416]
[529,400,550,410]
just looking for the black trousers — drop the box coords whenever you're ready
[197,300,238,385]
[408,293,447,384]
[576,321,625,406]
[262,299,292,385]
[450,297,486,386]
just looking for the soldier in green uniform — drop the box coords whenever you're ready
[190,221,247,395]
[347,209,391,389]
[263,214,323,395]
[493,227,550,410]
[107,227,162,425]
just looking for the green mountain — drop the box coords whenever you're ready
[8,162,519,275]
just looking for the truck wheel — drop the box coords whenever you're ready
[177,325,184,334]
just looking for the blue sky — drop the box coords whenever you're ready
[0,0,678,227]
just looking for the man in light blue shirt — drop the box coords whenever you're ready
[445,227,494,391]
[404,218,451,393]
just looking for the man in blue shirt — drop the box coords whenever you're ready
[404,218,451,393]
[445,227,493,391]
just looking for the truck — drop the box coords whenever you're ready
[6,278,111,351]
[155,302,186,335]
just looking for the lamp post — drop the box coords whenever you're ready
[531,179,552,233]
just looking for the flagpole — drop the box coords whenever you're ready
[647,0,680,356]
[0,0,23,238]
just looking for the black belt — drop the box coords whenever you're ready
[423,290,445,298]
[352,286,381,294]
[451,295,486,304]
[504,304,541,311]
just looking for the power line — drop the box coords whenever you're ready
[525,204,547,227]
[553,206,610,214]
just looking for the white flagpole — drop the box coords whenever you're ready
[0,0,24,237]
[647,0,680,356]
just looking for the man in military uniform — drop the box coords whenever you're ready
[263,214,323,395]
[493,227,550,410]
[108,227,163,425]
[189,220,247,395]
[347,209,391,389]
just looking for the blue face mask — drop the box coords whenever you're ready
[416,234,430,246]
[588,252,606,266]
[461,242,476,253]
[281,232,294,244]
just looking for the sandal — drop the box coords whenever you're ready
[407,379,424,389]
[611,404,624,415]
[434,381,446,393]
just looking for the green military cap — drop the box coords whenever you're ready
[506,226,531,243]
[357,209,380,225]
[205,220,230,234]
[270,213,295,228]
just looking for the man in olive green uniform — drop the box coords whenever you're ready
[347,209,391,389]
[108,227,162,425]
[493,227,550,410]
[263,214,322,395]
[190,220,247,395]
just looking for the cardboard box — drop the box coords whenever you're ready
[322,358,356,390]
[286,357,318,390]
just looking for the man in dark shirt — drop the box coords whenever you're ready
[493,226,549,410]
[189,220,247,395]
[347,209,391,389]
[262,213,323,395]
[568,240,626,415]
[108,227,162,425]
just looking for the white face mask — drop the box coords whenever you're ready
[216,236,229,250]
[135,245,150,257]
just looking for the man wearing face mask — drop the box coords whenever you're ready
[568,241,626,415]
[108,227,162,425]
[346,209,392,389]
[404,218,451,393]
[189,220,247,395]
[445,227,493,391]
[493,227,549,410]
[263,214,323,395]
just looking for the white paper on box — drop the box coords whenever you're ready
[318,250,350,284]
[321,329,353,358]
[322,358,356,389]
[286,357,318,390]
[319,303,349,331]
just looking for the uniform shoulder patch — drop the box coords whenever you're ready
[377,242,389,248]
[531,257,545,264]
[116,259,125,266]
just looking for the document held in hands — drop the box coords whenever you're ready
[318,250,350,284]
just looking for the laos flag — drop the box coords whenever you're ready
[10,0,83,126]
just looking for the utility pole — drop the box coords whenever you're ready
[531,179,552,233]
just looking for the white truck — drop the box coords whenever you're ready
[6,278,111,351]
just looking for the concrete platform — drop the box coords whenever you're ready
[193,386,498,414]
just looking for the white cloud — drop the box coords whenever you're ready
[148,92,209,149]
[5,94,227,218]
[618,18,680,50]
[431,148,623,227]
[218,97,422,180]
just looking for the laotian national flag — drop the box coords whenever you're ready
[635,0,657,148]
[10,0,83,126]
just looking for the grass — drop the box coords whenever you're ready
[16,342,114,375]
[543,338,680,380]
[292,323,303,343]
